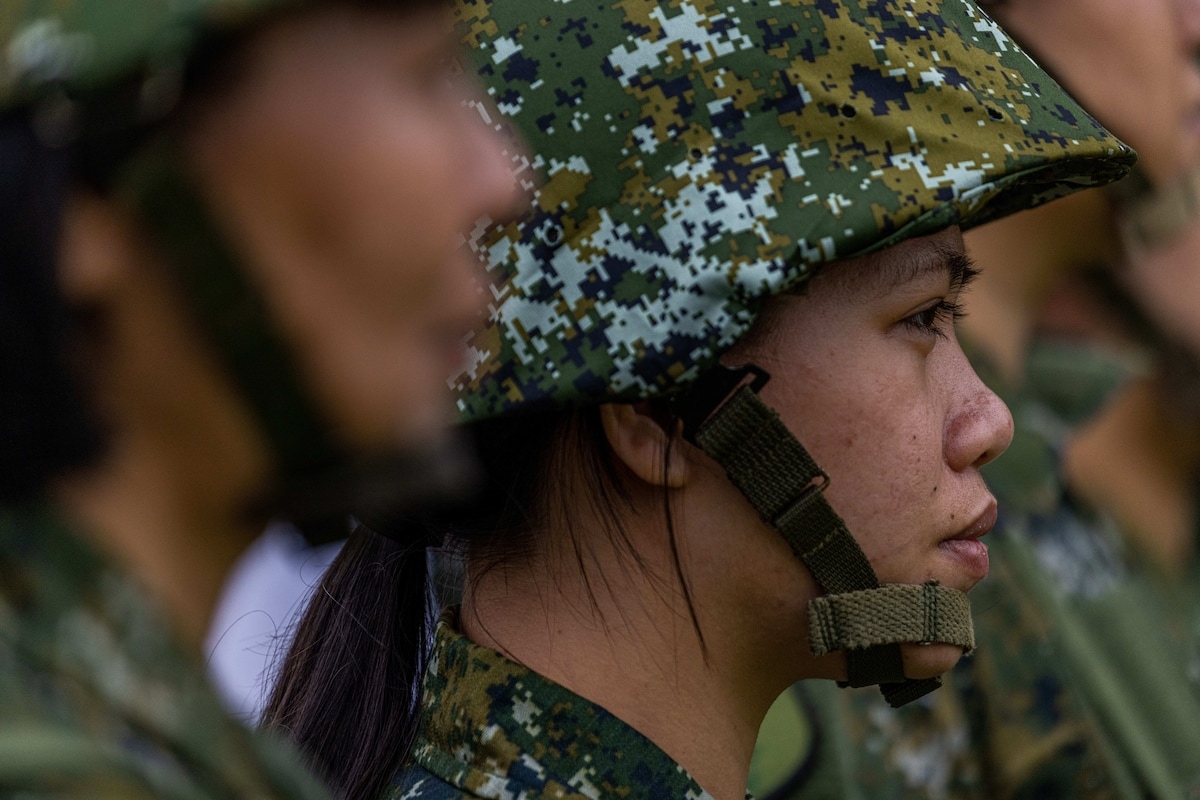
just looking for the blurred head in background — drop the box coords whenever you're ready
[1,0,525,644]
[983,0,1200,184]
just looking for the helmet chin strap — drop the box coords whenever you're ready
[114,139,475,543]
[669,364,975,708]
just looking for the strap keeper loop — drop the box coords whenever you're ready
[772,471,831,531]
[669,363,770,442]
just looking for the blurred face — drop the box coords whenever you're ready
[987,0,1200,184]
[707,227,1012,681]
[188,5,524,450]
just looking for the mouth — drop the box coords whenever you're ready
[937,499,997,583]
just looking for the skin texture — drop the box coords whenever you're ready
[464,226,1012,800]
[55,5,524,646]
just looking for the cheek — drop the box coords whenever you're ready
[778,338,946,574]
[285,101,468,319]
[196,81,480,445]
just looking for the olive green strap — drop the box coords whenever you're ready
[682,372,974,705]
[117,142,342,479]
[807,582,975,654]
[690,381,906,687]
[694,385,880,594]
[880,677,944,709]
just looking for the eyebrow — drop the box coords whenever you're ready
[846,238,978,300]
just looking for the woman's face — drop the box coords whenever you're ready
[705,226,1012,682]
[188,5,525,450]
[988,0,1200,184]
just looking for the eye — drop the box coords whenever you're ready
[900,297,965,340]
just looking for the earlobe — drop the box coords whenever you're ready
[599,402,688,489]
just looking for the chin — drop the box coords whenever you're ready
[897,641,967,681]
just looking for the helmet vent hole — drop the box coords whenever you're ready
[840,103,857,118]
[690,147,704,159]
[986,106,1004,122]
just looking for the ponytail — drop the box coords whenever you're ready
[261,525,434,798]
[0,113,103,503]
[263,406,683,795]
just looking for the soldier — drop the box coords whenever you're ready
[0,0,522,796]
[747,0,1200,797]
[262,0,1133,798]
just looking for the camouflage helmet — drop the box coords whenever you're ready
[1,0,297,112]
[452,0,1135,421]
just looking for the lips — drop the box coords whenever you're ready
[937,499,997,583]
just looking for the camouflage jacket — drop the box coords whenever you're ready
[387,610,751,800]
[747,338,1200,800]
[0,502,330,799]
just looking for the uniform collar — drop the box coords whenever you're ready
[412,609,747,800]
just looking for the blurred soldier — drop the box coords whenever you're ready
[747,0,1200,798]
[0,0,522,795]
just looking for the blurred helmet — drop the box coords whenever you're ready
[2,1,294,112]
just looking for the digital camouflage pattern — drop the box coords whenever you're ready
[747,338,1200,800]
[0,503,330,799]
[452,0,1134,422]
[0,0,300,109]
[389,610,750,800]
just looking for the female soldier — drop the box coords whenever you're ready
[746,0,1200,797]
[0,0,521,796]
[264,0,1133,798]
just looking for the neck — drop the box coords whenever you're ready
[961,189,1116,385]
[51,192,274,652]
[462,520,782,800]
[56,421,264,651]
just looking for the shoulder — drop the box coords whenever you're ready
[0,505,328,799]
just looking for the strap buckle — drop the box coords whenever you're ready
[668,363,770,442]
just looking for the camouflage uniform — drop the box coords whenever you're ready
[388,610,751,800]
[0,502,331,798]
[748,337,1200,800]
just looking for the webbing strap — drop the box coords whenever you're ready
[117,141,342,479]
[694,386,879,594]
[880,677,943,708]
[690,382,906,687]
[807,583,975,654]
[114,143,480,538]
[679,370,977,704]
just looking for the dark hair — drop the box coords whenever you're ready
[262,404,699,798]
[0,114,103,503]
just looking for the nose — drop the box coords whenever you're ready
[457,91,530,226]
[944,366,1014,473]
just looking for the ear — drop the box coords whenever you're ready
[57,191,138,303]
[599,402,688,489]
